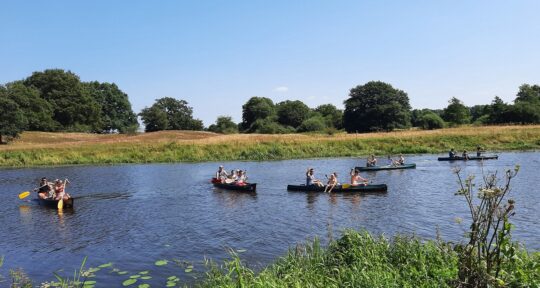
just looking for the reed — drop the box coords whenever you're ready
[1,125,539,167]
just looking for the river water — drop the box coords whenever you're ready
[0,152,538,286]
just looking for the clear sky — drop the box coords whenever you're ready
[1,1,539,125]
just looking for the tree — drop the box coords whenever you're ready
[442,97,471,125]
[208,116,238,134]
[3,81,56,131]
[139,106,168,132]
[343,81,411,132]
[515,84,540,104]
[84,82,138,133]
[139,97,203,132]
[23,69,101,131]
[240,97,276,131]
[0,97,27,143]
[417,111,445,130]
[487,96,510,124]
[315,104,343,129]
[276,100,311,128]
[297,116,326,132]
[249,118,294,134]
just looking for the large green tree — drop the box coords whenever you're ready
[3,81,56,131]
[515,84,540,104]
[84,81,138,133]
[442,97,471,125]
[240,97,276,131]
[139,97,203,132]
[276,100,311,128]
[0,97,27,143]
[23,69,101,131]
[343,81,411,132]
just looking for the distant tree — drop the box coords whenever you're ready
[139,97,203,132]
[84,82,138,133]
[417,111,445,130]
[139,106,168,132]
[0,97,27,143]
[315,104,343,129]
[343,81,411,132]
[515,84,540,104]
[208,116,238,134]
[487,96,510,124]
[507,103,540,124]
[276,100,311,128]
[442,97,471,125]
[297,116,326,132]
[23,69,101,131]
[240,97,276,131]
[469,104,489,123]
[249,118,294,134]
[3,81,56,131]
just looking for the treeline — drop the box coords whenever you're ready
[1,69,540,143]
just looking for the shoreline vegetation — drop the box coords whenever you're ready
[1,125,540,167]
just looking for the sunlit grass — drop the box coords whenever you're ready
[1,125,539,167]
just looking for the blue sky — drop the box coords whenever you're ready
[1,1,539,125]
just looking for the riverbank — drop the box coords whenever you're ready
[1,125,539,167]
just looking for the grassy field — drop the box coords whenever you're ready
[1,125,539,167]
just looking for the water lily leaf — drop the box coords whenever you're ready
[167,276,178,281]
[139,271,149,275]
[184,268,192,273]
[118,271,128,275]
[141,276,152,280]
[83,285,94,288]
[98,262,113,268]
[84,281,97,285]
[138,284,150,288]
[155,260,168,266]
[237,249,247,253]
[87,267,101,273]
[166,281,176,287]
[122,279,137,286]
[130,275,141,279]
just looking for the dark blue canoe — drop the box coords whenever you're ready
[438,155,498,161]
[37,197,74,208]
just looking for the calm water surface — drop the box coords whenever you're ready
[0,152,539,285]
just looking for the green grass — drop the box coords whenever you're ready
[1,126,540,167]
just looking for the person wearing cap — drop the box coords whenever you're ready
[35,177,53,199]
[216,166,229,183]
[306,168,323,187]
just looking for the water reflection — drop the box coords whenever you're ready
[212,189,257,209]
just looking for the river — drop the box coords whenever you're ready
[0,152,538,286]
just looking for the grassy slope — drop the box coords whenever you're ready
[1,125,539,167]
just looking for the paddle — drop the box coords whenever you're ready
[19,191,31,199]
[57,179,69,210]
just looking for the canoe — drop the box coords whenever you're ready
[212,179,257,192]
[355,163,416,171]
[37,197,74,208]
[287,184,387,193]
[437,155,498,161]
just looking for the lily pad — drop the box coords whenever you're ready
[184,268,192,273]
[138,271,149,275]
[237,249,247,253]
[166,281,176,287]
[167,276,178,281]
[130,275,141,279]
[122,278,137,286]
[138,284,150,288]
[83,281,97,285]
[155,259,168,266]
[118,271,128,275]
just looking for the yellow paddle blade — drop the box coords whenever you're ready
[19,191,31,199]
[342,184,350,189]
[58,198,64,209]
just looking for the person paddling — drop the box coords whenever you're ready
[396,154,405,165]
[324,172,338,193]
[235,170,247,186]
[53,179,70,201]
[367,155,377,167]
[35,177,53,199]
[476,145,484,157]
[462,150,469,160]
[306,168,323,187]
[449,148,456,158]
[350,169,368,186]
[216,165,229,183]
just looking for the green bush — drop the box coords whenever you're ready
[297,116,326,132]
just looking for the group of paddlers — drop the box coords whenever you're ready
[449,146,485,159]
[366,154,406,167]
[306,168,368,193]
[215,166,248,185]
[35,177,71,201]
